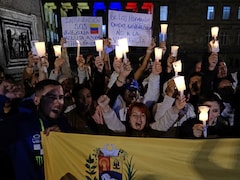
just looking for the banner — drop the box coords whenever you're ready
[108,10,152,47]
[61,16,103,47]
[42,132,240,180]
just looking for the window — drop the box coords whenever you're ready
[109,2,122,11]
[160,6,168,21]
[220,32,227,45]
[237,32,240,46]
[207,6,215,20]
[222,6,231,20]
[141,3,154,14]
[44,2,59,43]
[238,7,240,20]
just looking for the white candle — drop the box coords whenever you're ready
[53,45,61,57]
[211,26,219,40]
[118,38,129,63]
[95,39,103,57]
[173,75,186,99]
[154,47,163,62]
[115,45,123,59]
[173,60,182,76]
[76,40,80,57]
[171,46,179,57]
[198,106,210,138]
[160,24,168,42]
[35,42,46,57]
[34,41,47,73]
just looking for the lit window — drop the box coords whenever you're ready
[109,2,122,11]
[141,3,154,14]
[93,2,106,16]
[238,7,240,20]
[160,6,168,21]
[207,6,215,20]
[125,2,137,12]
[222,6,231,20]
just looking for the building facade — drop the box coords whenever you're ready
[0,0,239,79]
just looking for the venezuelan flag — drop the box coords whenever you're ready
[90,24,99,34]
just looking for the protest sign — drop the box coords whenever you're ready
[108,10,152,47]
[61,16,102,47]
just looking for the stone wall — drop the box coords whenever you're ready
[0,0,44,80]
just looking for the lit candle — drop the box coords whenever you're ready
[198,106,210,138]
[154,47,163,62]
[211,26,219,40]
[35,42,46,57]
[115,45,123,59]
[171,46,179,57]
[173,60,182,76]
[76,40,80,57]
[34,41,47,73]
[173,75,186,99]
[160,24,168,42]
[95,39,103,57]
[53,45,61,57]
[118,38,129,63]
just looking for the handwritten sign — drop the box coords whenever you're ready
[108,10,152,47]
[61,16,103,47]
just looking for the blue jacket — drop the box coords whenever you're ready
[0,106,70,180]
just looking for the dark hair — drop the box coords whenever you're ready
[71,82,92,99]
[188,71,204,81]
[126,102,151,131]
[198,92,224,113]
[34,79,61,94]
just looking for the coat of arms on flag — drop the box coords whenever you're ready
[85,144,136,180]
[90,24,99,34]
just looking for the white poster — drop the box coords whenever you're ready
[108,10,152,47]
[61,16,103,47]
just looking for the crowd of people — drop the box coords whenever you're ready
[0,37,240,179]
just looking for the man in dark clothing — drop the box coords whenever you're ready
[0,79,70,180]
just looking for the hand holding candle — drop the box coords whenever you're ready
[198,106,210,138]
[76,40,80,57]
[95,39,103,57]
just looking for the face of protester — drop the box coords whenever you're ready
[76,87,92,113]
[189,76,202,95]
[37,85,64,119]
[195,61,202,72]
[217,61,228,78]
[203,101,220,126]
[217,79,235,103]
[129,106,147,131]
[123,89,139,106]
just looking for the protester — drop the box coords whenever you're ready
[179,92,232,138]
[0,79,70,180]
